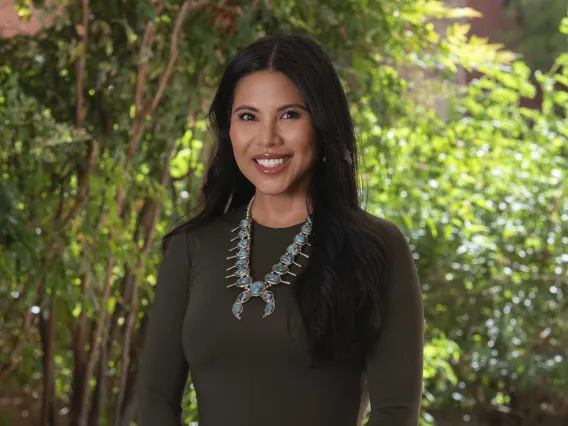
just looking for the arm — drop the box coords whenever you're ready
[138,232,191,426]
[365,222,424,426]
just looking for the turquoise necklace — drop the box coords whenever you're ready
[226,196,312,319]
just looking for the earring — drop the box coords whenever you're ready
[223,190,235,213]
[323,156,326,163]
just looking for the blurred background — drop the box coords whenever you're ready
[0,0,566,425]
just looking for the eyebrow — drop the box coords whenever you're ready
[232,103,309,113]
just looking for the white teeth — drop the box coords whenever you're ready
[256,158,287,168]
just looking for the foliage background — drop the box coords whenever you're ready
[0,0,567,425]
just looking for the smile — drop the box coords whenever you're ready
[252,155,292,174]
[254,157,290,168]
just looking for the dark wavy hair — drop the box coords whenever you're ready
[164,35,388,366]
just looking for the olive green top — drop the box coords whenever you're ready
[138,204,424,426]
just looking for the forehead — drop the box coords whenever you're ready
[233,71,305,106]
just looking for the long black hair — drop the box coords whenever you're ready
[164,35,388,366]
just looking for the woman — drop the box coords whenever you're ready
[138,35,423,426]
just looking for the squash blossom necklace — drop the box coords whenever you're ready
[226,196,312,319]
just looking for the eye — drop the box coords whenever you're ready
[238,112,256,121]
[282,109,301,119]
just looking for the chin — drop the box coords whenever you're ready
[250,180,293,197]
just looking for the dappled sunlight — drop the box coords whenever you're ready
[0,0,567,425]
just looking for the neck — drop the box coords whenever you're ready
[250,192,309,228]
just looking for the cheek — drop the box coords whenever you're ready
[290,126,317,161]
[229,126,248,156]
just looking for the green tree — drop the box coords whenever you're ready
[0,1,566,425]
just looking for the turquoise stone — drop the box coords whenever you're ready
[261,291,274,302]
[232,302,243,315]
[238,291,251,303]
[236,249,249,259]
[251,281,264,296]
[265,273,280,284]
[294,234,307,245]
[229,206,315,319]
[287,244,300,255]
[237,239,250,248]
[236,276,252,287]
[272,264,288,275]
[235,258,248,267]
[235,267,249,277]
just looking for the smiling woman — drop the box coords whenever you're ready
[230,71,317,218]
[138,35,424,426]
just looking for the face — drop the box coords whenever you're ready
[229,71,317,197]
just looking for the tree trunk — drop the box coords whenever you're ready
[74,259,115,426]
[118,342,141,426]
[39,297,58,426]
[88,340,108,426]
[69,364,86,426]
[69,272,90,425]
[0,262,45,383]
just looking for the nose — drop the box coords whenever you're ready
[257,120,282,148]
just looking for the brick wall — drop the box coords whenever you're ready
[467,0,514,45]
[0,0,42,37]
[465,0,542,108]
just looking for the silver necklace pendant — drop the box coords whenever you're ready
[226,196,312,319]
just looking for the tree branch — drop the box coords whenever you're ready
[134,22,156,114]
[59,0,96,229]
[114,139,176,424]
[146,0,206,114]
[60,140,97,228]
[117,0,199,211]
[74,256,114,426]
[39,296,57,426]
[0,285,40,381]
[75,0,90,128]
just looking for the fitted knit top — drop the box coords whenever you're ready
[138,204,424,426]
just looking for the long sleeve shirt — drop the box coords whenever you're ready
[138,203,424,426]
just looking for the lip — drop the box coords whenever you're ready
[252,153,292,160]
[252,154,292,175]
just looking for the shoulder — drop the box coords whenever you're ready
[357,209,413,256]
[357,209,422,302]
[190,205,246,241]
[356,209,419,282]
[164,205,246,261]
[162,230,191,273]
